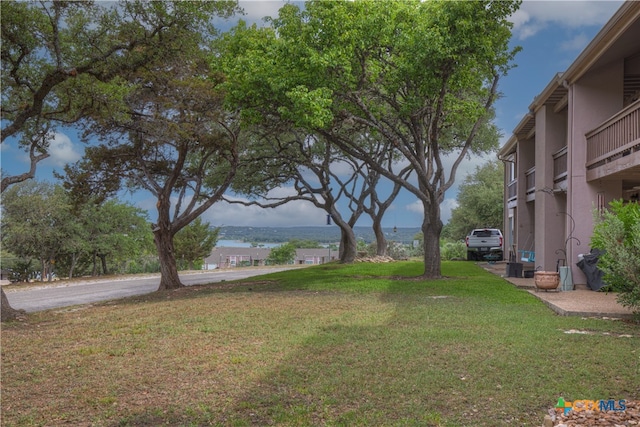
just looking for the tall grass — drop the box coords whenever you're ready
[2,261,638,426]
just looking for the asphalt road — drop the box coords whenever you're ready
[4,267,301,313]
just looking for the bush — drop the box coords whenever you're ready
[6,259,34,282]
[387,241,409,260]
[440,240,466,261]
[591,200,640,314]
[266,243,296,265]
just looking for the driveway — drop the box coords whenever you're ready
[4,266,302,313]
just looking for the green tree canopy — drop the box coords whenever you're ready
[1,0,240,320]
[1,181,153,280]
[1,0,239,191]
[1,181,71,280]
[60,3,243,291]
[174,218,219,270]
[215,0,520,278]
[267,243,296,265]
[444,160,504,241]
[77,200,153,277]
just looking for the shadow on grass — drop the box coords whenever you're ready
[53,262,639,426]
[198,265,546,426]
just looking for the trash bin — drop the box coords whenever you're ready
[576,249,605,291]
[506,262,523,278]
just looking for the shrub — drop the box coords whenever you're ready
[387,241,409,260]
[266,243,296,265]
[591,200,640,314]
[440,240,466,261]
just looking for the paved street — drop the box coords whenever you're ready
[4,267,302,313]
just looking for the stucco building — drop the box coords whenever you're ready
[204,247,336,269]
[498,1,640,286]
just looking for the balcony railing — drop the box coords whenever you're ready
[553,146,568,182]
[525,167,535,201]
[507,179,517,201]
[586,99,640,169]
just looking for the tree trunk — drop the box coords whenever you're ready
[372,217,387,256]
[92,252,98,276]
[1,288,22,322]
[68,253,78,279]
[99,254,108,275]
[40,258,46,282]
[338,226,358,263]
[421,200,443,278]
[154,228,183,290]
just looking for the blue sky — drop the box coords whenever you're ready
[0,0,624,229]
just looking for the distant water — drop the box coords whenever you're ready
[216,240,281,248]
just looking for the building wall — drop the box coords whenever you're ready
[500,4,640,288]
[568,60,624,284]
[204,247,337,269]
[514,139,535,263]
[535,105,569,271]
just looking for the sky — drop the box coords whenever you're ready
[0,0,625,229]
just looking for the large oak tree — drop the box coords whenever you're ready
[217,0,519,278]
[63,50,241,290]
[1,0,239,319]
[1,0,238,191]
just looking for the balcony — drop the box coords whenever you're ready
[553,146,568,183]
[525,167,535,202]
[586,99,640,177]
[507,179,517,201]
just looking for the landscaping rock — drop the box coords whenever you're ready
[354,255,395,263]
[546,400,639,426]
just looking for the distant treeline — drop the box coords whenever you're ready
[218,226,421,245]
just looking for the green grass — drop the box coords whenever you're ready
[2,261,638,426]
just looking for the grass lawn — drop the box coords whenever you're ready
[2,261,638,426]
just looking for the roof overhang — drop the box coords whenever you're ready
[499,2,640,160]
[562,1,640,85]
[498,134,518,158]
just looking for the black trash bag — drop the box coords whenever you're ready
[576,248,606,291]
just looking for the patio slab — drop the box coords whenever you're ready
[480,261,636,320]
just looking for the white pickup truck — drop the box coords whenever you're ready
[465,228,504,261]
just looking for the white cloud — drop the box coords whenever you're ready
[238,1,288,24]
[198,185,327,227]
[2,131,82,171]
[440,198,459,224]
[510,9,543,40]
[511,1,622,40]
[443,151,496,183]
[559,33,590,52]
[42,132,82,167]
[329,159,361,178]
[406,199,423,215]
[203,198,326,227]
[405,197,458,225]
[133,185,327,227]
[0,140,11,154]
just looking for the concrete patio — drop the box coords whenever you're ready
[480,261,636,320]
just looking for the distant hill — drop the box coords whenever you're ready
[218,226,421,244]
